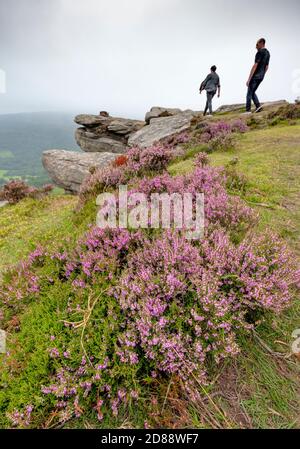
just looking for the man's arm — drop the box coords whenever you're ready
[265,64,269,75]
[247,63,258,87]
[200,75,209,93]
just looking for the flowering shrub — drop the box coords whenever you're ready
[0,180,53,205]
[1,116,299,428]
[2,224,297,426]
[163,132,190,147]
[113,229,297,394]
[201,119,248,150]
[195,152,209,167]
[201,121,232,143]
[231,119,249,133]
[79,165,126,199]
[134,165,255,232]
[80,145,173,202]
[126,145,173,174]
[208,133,235,152]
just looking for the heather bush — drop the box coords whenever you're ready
[1,116,299,428]
[113,229,297,395]
[79,145,174,202]
[1,224,297,426]
[126,145,173,174]
[194,152,209,167]
[201,121,232,143]
[225,160,248,194]
[230,119,249,134]
[208,133,235,152]
[0,180,53,205]
[134,165,255,233]
[79,166,126,199]
[268,104,300,121]
[201,119,248,150]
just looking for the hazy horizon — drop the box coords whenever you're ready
[1,0,300,119]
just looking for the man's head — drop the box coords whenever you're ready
[256,38,266,50]
[211,65,217,73]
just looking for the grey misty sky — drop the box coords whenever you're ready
[0,0,299,118]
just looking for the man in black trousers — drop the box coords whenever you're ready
[200,65,221,116]
[245,38,270,113]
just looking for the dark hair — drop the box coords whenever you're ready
[258,38,266,45]
[211,65,217,72]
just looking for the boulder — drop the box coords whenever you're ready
[0,200,9,208]
[75,129,127,153]
[145,107,183,124]
[128,112,194,149]
[42,150,120,194]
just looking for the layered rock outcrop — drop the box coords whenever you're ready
[43,108,200,192]
[75,113,145,154]
[42,101,290,194]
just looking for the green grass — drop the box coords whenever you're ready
[169,125,300,254]
[0,116,299,429]
[169,122,300,428]
[0,194,98,274]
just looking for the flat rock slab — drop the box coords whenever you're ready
[0,201,9,208]
[42,150,120,194]
[74,115,108,127]
[128,112,195,149]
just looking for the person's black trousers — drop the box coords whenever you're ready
[204,91,216,115]
[246,77,263,111]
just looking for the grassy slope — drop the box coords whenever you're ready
[169,122,300,428]
[0,194,77,273]
[170,124,300,253]
[0,119,299,429]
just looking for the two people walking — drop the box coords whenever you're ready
[199,38,270,116]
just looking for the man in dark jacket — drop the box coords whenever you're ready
[200,65,221,116]
[245,38,270,113]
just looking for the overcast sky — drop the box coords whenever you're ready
[0,0,299,119]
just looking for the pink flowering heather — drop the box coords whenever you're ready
[79,165,126,198]
[7,405,34,428]
[126,145,173,174]
[230,118,249,133]
[113,229,298,391]
[133,164,256,233]
[201,119,248,144]
[1,130,299,427]
[79,145,173,202]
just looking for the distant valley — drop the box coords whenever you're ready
[0,112,79,186]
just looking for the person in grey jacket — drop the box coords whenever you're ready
[200,66,221,116]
